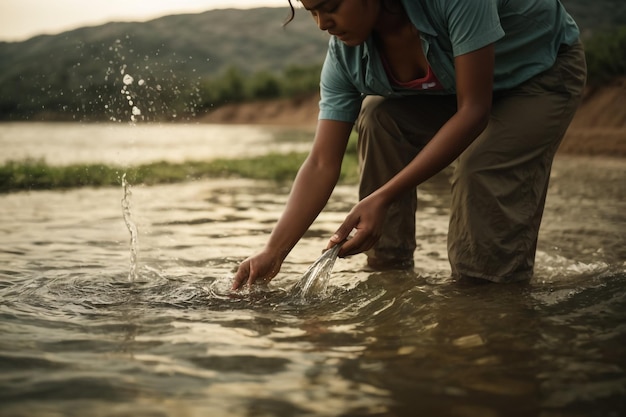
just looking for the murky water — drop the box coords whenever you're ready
[0,124,625,416]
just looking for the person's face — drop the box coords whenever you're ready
[300,0,380,46]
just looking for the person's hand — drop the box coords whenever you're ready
[231,249,284,290]
[327,193,390,257]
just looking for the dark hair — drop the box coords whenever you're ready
[285,1,296,26]
[284,0,404,27]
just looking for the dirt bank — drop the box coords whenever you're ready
[558,77,626,156]
[199,77,626,157]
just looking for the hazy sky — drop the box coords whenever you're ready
[0,0,289,41]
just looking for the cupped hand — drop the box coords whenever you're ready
[327,193,390,257]
[231,249,284,290]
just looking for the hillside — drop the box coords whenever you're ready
[0,8,329,120]
[0,1,624,122]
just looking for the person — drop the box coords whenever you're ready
[231,0,586,290]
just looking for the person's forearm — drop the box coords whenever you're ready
[375,106,489,205]
[264,155,342,259]
[372,46,494,205]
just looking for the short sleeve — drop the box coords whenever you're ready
[318,45,363,123]
[441,0,505,56]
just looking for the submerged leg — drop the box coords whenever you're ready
[448,42,587,282]
[356,94,456,269]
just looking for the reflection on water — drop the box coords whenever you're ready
[0,122,314,166]
[0,152,625,416]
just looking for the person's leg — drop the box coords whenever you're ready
[448,41,587,282]
[356,94,457,268]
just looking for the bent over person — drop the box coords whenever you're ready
[232,0,586,289]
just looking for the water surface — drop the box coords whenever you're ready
[0,124,624,417]
[0,122,312,166]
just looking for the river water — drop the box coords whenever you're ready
[1,123,625,417]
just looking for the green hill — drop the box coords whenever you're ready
[0,2,623,122]
[0,7,329,121]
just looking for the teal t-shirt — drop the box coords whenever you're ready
[319,0,580,122]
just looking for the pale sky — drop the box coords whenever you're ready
[0,0,290,42]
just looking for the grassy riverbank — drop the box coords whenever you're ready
[0,134,360,193]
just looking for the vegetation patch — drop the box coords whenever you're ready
[0,133,360,193]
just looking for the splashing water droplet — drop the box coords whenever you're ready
[289,243,342,302]
[132,106,141,116]
[123,74,134,85]
[121,174,139,282]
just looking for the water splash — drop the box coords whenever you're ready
[105,39,148,123]
[289,244,342,302]
[103,38,202,123]
[121,174,139,282]
[120,68,144,123]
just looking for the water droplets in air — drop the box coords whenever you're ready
[119,69,145,123]
[122,73,134,86]
[105,39,149,123]
[103,37,203,123]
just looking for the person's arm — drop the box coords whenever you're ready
[232,119,353,289]
[330,44,495,256]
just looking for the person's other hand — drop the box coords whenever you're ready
[327,194,389,257]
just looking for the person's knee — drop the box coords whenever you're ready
[450,155,491,198]
[356,96,394,133]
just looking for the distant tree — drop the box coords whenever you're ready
[219,67,246,103]
[248,71,282,100]
[283,65,322,96]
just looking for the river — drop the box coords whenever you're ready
[0,122,625,417]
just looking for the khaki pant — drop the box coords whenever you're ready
[356,41,587,282]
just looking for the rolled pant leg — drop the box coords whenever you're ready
[448,41,587,282]
[356,95,457,264]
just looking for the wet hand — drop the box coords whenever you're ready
[231,250,283,290]
[328,195,389,257]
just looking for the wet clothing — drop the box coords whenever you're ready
[318,0,587,281]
